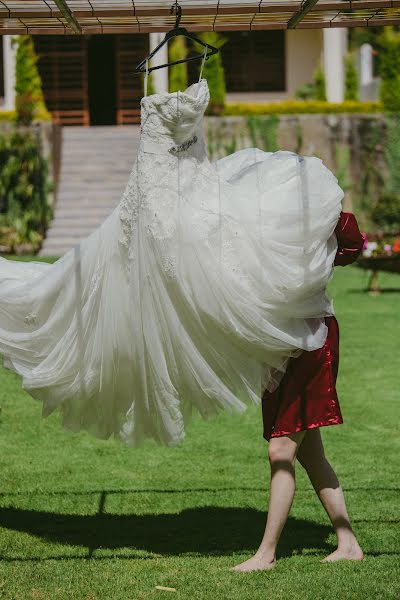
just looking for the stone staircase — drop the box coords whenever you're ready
[39,126,141,257]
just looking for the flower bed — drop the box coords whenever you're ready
[357,233,400,293]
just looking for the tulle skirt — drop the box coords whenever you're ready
[0,149,343,447]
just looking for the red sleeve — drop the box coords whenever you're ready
[334,211,366,266]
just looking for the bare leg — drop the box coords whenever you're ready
[231,431,306,572]
[297,428,364,562]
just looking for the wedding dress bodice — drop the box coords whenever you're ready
[118,79,217,275]
[138,78,210,159]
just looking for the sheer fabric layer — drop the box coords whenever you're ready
[0,79,343,447]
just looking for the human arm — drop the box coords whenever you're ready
[334,211,366,266]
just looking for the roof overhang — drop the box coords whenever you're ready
[1,1,400,35]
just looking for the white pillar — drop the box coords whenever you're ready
[149,33,168,94]
[358,43,378,101]
[2,35,17,110]
[323,28,348,102]
[359,42,373,87]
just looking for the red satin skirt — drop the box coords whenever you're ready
[261,316,343,441]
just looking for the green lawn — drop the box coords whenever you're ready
[0,261,399,600]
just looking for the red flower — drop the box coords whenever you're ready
[392,239,400,253]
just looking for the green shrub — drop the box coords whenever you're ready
[378,27,400,112]
[294,82,317,101]
[295,64,327,101]
[334,142,352,194]
[13,35,50,125]
[0,129,53,253]
[370,193,400,231]
[197,32,227,113]
[344,52,359,101]
[383,114,400,195]
[168,36,188,93]
[246,115,279,152]
[314,65,327,101]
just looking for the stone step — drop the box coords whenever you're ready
[40,248,74,257]
[45,217,109,228]
[40,240,81,251]
[56,192,122,199]
[39,125,140,257]
[53,211,118,219]
[56,185,128,192]
[55,201,120,208]
[44,230,97,240]
[53,204,115,214]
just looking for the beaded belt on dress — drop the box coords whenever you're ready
[140,134,198,156]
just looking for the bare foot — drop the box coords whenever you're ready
[230,552,277,572]
[321,543,364,563]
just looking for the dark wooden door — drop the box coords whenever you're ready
[88,35,117,126]
[0,40,4,100]
[115,34,148,125]
[34,35,89,126]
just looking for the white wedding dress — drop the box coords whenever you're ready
[0,75,343,447]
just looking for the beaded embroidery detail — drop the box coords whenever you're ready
[169,134,198,154]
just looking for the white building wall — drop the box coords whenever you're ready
[286,29,324,97]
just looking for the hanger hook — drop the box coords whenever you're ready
[170,1,182,28]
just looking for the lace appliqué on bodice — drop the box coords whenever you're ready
[117,79,253,283]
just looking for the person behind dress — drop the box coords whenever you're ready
[232,211,366,572]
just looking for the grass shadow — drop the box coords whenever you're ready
[0,503,333,560]
[347,287,400,294]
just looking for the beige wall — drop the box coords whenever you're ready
[286,29,323,97]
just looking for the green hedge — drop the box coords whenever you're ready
[0,110,52,123]
[0,129,53,254]
[223,100,383,116]
[0,111,17,122]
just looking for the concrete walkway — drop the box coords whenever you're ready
[39,126,141,257]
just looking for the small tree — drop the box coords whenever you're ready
[13,35,48,125]
[378,27,400,112]
[344,52,359,101]
[168,36,188,93]
[197,32,228,113]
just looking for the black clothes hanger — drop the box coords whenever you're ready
[134,1,219,74]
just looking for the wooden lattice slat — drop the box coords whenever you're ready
[33,35,89,125]
[116,33,147,124]
[2,0,400,33]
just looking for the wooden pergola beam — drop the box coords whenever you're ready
[287,0,321,28]
[53,0,81,34]
[2,1,400,34]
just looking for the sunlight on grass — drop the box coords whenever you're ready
[0,264,399,599]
